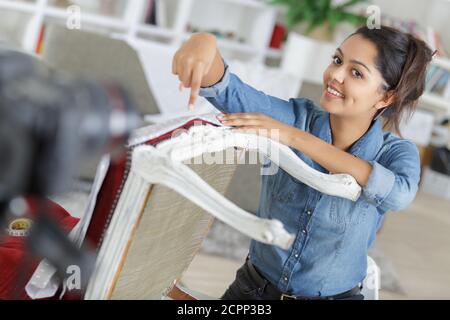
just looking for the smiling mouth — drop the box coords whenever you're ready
[325,86,345,98]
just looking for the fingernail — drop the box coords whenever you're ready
[188,103,194,111]
[179,83,184,91]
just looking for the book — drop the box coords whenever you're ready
[443,77,450,100]
[426,67,449,93]
[145,0,156,25]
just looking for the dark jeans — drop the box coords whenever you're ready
[221,259,364,300]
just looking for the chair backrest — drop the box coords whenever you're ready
[83,118,239,299]
[110,155,237,299]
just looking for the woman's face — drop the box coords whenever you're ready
[320,34,390,120]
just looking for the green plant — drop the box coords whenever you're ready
[270,0,367,35]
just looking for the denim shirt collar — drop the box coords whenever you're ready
[313,112,384,162]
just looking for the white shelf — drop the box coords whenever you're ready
[185,0,278,63]
[0,0,282,64]
[182,32,259,55]
[434,56,450,70]
[212,0,267,9]
[137,24,175,40]
[421,92,450,113]
[217,38,259,55]
[265,47,283,59]
[44,6,128,30]
[0,0,36,13]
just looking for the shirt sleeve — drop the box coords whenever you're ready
[362,139,421,212]
[199,61,299,126]
[198,61,232,98]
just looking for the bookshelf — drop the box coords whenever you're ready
[1,0,448,115]
[421,56,450,116]
[0,0,283,64]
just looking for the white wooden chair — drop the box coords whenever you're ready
[362,256,381,300]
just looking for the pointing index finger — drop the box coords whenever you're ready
[188,62,205,111]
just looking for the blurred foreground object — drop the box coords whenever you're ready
[0,47,139,298]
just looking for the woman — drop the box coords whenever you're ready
[172,25,433,300]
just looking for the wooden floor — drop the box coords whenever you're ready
[376,191,450,299]
[182,190,450,300]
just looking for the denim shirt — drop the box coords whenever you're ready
[199,64,421,297]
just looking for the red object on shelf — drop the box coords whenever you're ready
[269,23,286,49]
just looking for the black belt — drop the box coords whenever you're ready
[246,258,362,300]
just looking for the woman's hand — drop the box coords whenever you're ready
[217,113,297,146]
[172,33,224,110]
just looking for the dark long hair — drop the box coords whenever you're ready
[351,25,434,134]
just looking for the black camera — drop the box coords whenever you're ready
[0,47,139,297]
[0,48,139,202]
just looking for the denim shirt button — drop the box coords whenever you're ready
[302,230,306,234]
[284,277,288,282]
[306,210,312,215]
